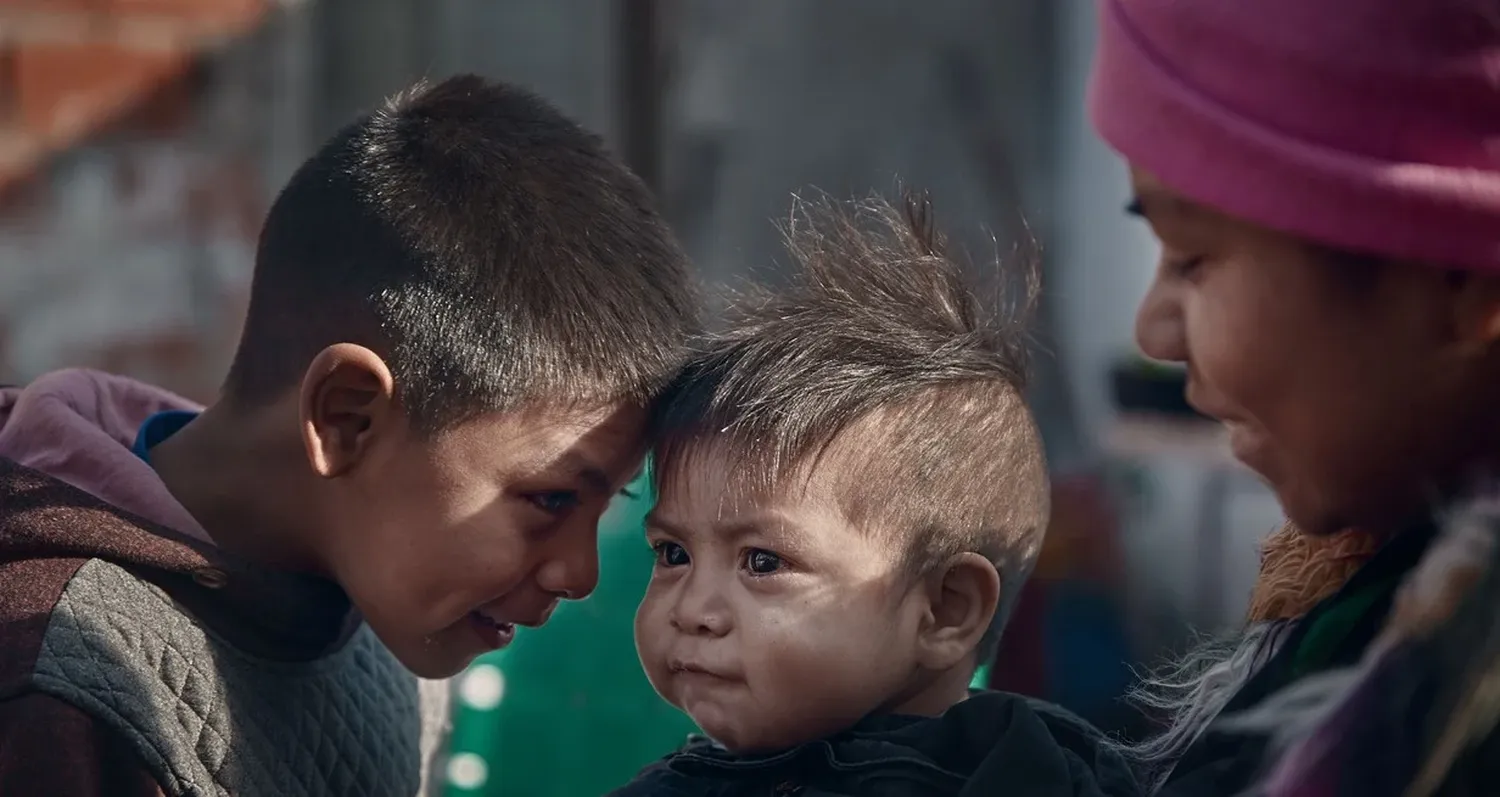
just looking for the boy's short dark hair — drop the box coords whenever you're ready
[652,192,1048,661]
[224,75,699,430]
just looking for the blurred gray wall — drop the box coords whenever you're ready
[296,0,1086,468]
[0,0,1284,651]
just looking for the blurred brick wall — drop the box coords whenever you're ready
[0,138,262,402]
[0,0,274,402]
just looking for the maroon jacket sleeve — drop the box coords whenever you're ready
[0,692,165,796]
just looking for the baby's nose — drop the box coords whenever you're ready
[668,602,730,637]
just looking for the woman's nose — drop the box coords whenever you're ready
[1135,277,1188,363]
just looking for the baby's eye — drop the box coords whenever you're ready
[653,541,690,568]
[527,491,581,515]
[743,548,783,576]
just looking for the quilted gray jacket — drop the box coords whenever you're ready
[0,459,450,796]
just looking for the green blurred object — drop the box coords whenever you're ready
[970,663,991,690]
[442,472,699,796]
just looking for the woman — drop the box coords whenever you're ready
[1086,0,1500,793]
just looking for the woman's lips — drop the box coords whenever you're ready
[1186,387,1262,467]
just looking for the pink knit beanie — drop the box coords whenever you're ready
[1088,0,1500,272]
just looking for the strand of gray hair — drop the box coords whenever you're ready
[1122,621,1293,791]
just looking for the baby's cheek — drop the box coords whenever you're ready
[632,601,672,687]
[746,629,871,732]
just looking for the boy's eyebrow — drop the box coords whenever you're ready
[554,451,612,495]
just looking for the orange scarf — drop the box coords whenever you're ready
[1245,523,1386,623]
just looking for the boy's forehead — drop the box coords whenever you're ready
[448,400,648,484]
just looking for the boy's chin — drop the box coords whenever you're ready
[381,630,477,679]
[400,652,473,680]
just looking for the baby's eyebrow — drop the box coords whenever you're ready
[644,513,691,538]
[718,515,812,551]
[645,513,810,550]
[715,519,762,542]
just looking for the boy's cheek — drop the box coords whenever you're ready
[332,534,463,645]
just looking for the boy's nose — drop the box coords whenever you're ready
[533,528,600,600]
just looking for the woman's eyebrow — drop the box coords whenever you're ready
[1129,191,1211,224]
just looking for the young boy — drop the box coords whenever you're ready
[0,75,698,796]
[614,195,1140,796]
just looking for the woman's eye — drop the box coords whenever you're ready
[527,491,580,515]
[1165,255,1204,278]
[743,549,783,576]
[653,541,689,568]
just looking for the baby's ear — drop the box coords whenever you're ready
[299,344,400,478]
[916,553,1000,672]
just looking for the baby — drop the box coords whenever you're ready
[612,194,1141,796]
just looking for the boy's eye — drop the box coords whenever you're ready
[743,549,783,576]
[527,491,580,515]
[653,541,689,568]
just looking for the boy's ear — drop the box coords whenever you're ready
[299,344,399,478]
[915,552,1001,672]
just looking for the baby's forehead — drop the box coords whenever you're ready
[647,494,826,543]
[651,479,910,559]
[655,430,872,505]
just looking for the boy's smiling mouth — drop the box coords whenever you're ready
[467,610,517,650]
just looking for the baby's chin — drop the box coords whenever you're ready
[689,708,830,756]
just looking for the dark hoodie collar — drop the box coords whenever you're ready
[667,691,1140,795]
[0,458,359,661]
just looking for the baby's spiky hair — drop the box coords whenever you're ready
[652,191,1049,655]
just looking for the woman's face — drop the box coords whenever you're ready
[1129,167,1500,536]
